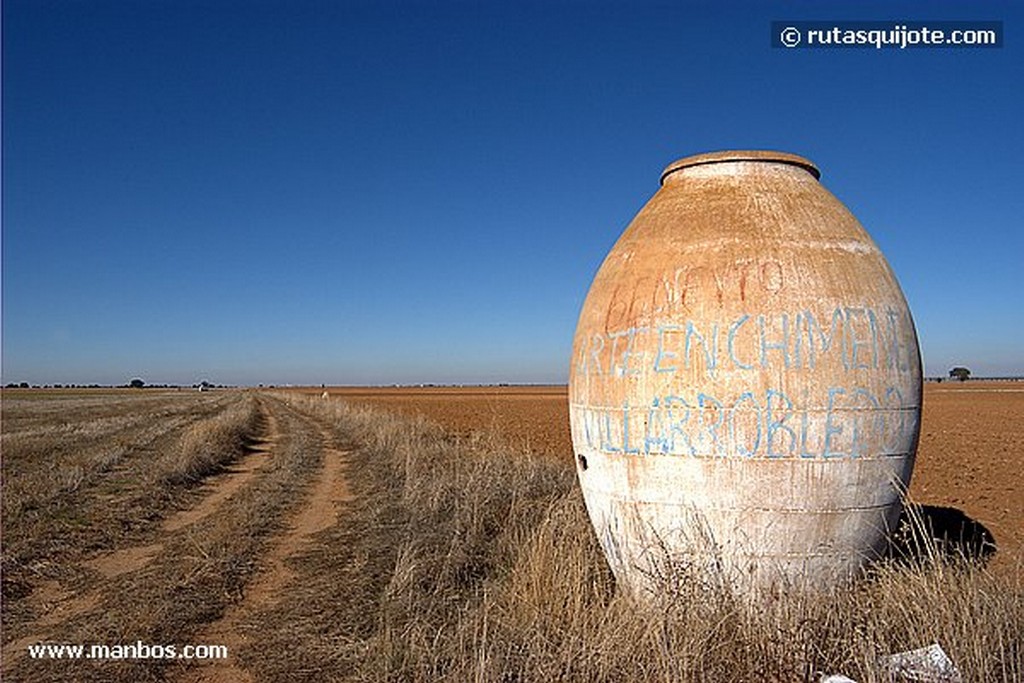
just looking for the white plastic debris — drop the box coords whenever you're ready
[883,643,962,682]
[820,675,858,683]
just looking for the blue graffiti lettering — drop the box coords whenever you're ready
[609,327,645,377]
[759,313,791,368]
[729,392,761,457]
[765,389,796,458]
[696,393,724,456]
[849,387,881,458]
[587,333,605,376]
[799,388,817,459]
[685,322,718,374]
[664,395,696,456]
[601,410,621,453]
[728,314,755,369]
[644,397,668,454]
[845,307,876,370]
[654,324,680,373]
[621,401,640,454]
[823,387,846,459]
[801,308,847,370]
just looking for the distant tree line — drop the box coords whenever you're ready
[5,382,108,389]
[4,378,232,389]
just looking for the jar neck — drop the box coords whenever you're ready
[660,150,820,186]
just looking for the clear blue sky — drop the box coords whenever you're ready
[3,1,1021,386]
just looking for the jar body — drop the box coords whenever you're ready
[568,151,922,593]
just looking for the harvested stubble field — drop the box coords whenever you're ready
[1,384,1021,682]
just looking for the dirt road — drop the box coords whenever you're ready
[2,395,352,683]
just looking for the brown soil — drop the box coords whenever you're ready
[305,381,1024,572]
[83,544,162,579]
[311,385,570,457]
[913,382,1024,573]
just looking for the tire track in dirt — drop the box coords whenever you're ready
[163,411,279,533]
[181,404,351,683]
[1,407,278,667]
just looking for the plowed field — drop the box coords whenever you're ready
[310,381,1024,572]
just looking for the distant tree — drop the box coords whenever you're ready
[949,367,971,382]
[129,378,145,388]
[19,382,29,389]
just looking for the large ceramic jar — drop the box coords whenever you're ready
[569,150,922,594]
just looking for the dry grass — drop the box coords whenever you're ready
[4,394,326,682]
[1,392,233,521]
[1,392,249,592]
[156,397,263,486]
[244,395,1023,683]
[1,392,259,642]
[4,390,1020,682]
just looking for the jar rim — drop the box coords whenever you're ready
[660,150,821,185]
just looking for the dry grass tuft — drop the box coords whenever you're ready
[156,397,263,486]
